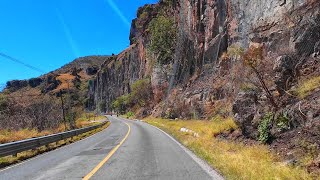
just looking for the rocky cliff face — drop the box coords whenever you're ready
[88,2,170,112]
[90,0,319,112]
[88,44,152,111]
[89,0,320,173]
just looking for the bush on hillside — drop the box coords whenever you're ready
[130,79,153,107]
[148,15,176,64]
[112,95,129,114]
[0,94,8,111]
[242,46,278,109]
[112,78,153,114]
[258,112,273,143]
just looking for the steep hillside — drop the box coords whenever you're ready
[1,55,110,131]
[5,55,109,94]
[88,0,320,175]
[51,55,110,75]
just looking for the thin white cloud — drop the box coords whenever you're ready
[55,8,81,58]
[104,0,131,28]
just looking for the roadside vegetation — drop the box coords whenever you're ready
[145,116,313,180]
[0,120,110,169]
[147,6,176,64]
[293,76,320,98]
[112,78,153,114]
[0,112,105,144]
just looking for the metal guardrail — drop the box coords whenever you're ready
[0,122,107,157]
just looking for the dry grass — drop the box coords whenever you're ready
[0,113,105,144]
[0,122,110,168]
[145,116,313,180]
[294,76,320,98]
[0,125,64,144]
[54,73,76,92]
[76,113,106,127]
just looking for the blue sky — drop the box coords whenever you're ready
[0,0,158,86]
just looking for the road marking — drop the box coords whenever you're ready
[0,120,110,173]
[83,121,131,180]
[143,122,224,180]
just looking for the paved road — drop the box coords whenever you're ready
[0,116,223,180]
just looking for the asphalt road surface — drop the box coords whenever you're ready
[0,116,223,180]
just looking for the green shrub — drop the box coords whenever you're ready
[148,15,176,64]
[112,95,130,114]
[112,78,152,114]
[227,44,245,58]
[258,112,273,143]
[130,79,152,107]
[126,111,134,118]
[276,112,290,131]
[0,94,8,111]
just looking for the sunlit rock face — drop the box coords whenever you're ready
[89,0,320,115]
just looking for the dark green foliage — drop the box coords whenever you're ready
[111,78,153,114]
[88,80,93,87]
[0,94,8,111]
[98,101,106,113]
[258,112,273,143]
[126,111,134,118]
[137,4,153,18]
[112,95,129,114]
[148,15,176,64]
[130,79,153,107]
[276,112,290,131]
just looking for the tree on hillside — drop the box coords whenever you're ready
[111,79,153,114]
[129,79,153,107]
[242,46,278,109]
[148,15,177,64]
[112,95,129,115]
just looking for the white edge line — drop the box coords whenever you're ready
[147,123,224,180]
[120,117,224,180]
[0,119,110,173]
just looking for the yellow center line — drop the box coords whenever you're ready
[83,121,131,180]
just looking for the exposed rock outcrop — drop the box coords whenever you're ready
[273,55,296,94]
[89,0,320,114]
[6,80,28,91]
[28,78,43,88]
[232,90,259,138]
[41,74,61,93]
[86,66,98,75]
[88,44,149,111]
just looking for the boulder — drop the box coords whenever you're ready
[71,67,78,76]
[273,55,295,95]
[86,66,98,75]
[46,74,57,84]
[294,15,320,56]
[313,41,320,57]
[232,90,259,138]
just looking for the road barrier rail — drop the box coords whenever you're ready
[0,122,107,157]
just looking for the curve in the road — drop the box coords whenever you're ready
[0,116,223,180]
